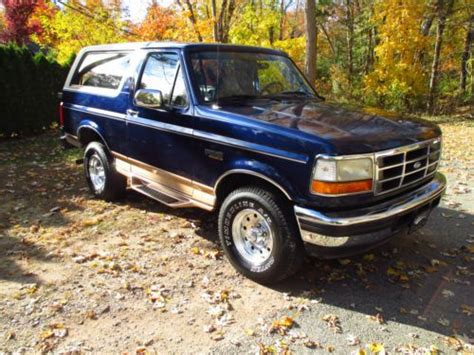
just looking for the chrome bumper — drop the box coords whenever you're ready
[295,173,446,253]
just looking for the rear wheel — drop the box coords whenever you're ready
[218,186,304,284]
[84,142,126,201]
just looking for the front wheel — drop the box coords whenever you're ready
[218,186,304,284]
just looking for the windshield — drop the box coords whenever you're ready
[189,51,317,104]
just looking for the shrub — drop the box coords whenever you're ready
[0,43,70,137]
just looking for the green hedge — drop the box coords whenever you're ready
[0,44,70,137]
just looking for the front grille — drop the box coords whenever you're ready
[374,138,441,195]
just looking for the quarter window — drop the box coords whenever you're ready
[71,52,131,90]
[171,67,188,107]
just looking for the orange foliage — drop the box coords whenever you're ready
[133,1,177,41]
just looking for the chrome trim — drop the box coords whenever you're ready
[375,137,442,195]
[68,104,126,121]
[214,169,293,200]
[127,115,194,136]
[309,137,442,197]
[295,173,445,234]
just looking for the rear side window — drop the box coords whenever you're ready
[71,52,131,90]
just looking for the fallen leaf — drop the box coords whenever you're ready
[258,343,277,354]
[367,342,385,354]
[437,317,450,327]
[269,316,294,335]
[203,324,216,333]
[338,259,351,265]
[460,304,474,316]
[441,289,455,299]
[322,314,342,333]
[367,313,385,325]
[303,340,321,349]
[347,334,361,346]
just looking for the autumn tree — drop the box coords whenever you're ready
[29,0,58,48]
[363,0,432,110]
[0,0,40,44]
[134,0,176,41]
[229,0,281,46]
[0,8,5,33]
[175,0,204,41]
[32,0,128,63]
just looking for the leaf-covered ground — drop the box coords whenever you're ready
[0,117,473,354]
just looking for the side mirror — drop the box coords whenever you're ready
[134,89,163,108]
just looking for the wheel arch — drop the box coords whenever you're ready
[77,123,110,152]
[214,169,294,208]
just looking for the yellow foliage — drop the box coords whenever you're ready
[31,0,128,64]
[363,0,432,106]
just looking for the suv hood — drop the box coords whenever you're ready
[220,100,441,154]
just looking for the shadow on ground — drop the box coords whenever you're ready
[275,206,473,338]
[0,154,85,284]
[130,193,473,338]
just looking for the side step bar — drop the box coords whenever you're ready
[129,176,194,208]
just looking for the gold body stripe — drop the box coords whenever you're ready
[112,151,215,210]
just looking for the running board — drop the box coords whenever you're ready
[129,176,194,208]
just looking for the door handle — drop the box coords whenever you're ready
[126,109,138,116]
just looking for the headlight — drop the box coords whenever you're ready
[311,157,373,195]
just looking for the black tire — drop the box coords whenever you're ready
[218,186,304,284]
[83,142,126,201]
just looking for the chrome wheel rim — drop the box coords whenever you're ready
[88,153,106,193]
[232,209,274,266]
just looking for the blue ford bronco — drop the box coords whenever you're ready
[60,42,446,284]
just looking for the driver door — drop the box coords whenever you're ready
[126,50,196,196]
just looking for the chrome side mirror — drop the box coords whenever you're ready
[134,89,163,108]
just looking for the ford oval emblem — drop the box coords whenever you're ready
[413,161,422,169]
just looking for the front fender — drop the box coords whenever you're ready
[216,159,298,201]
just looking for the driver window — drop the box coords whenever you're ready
[139,53,179,104]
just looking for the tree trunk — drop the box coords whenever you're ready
[279,0,285,41]
[321,23,336,57]
[216,0,234,43]
[460,15,474,92]
[211,0,218,42]
[345,0,354,87]
[304,0,317,84]
[176,0,203,42]
[364,26,374,74]
[427,0,454,113]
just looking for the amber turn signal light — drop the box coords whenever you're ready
[311,179,373,195]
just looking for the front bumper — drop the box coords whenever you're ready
[295,173,446,258]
